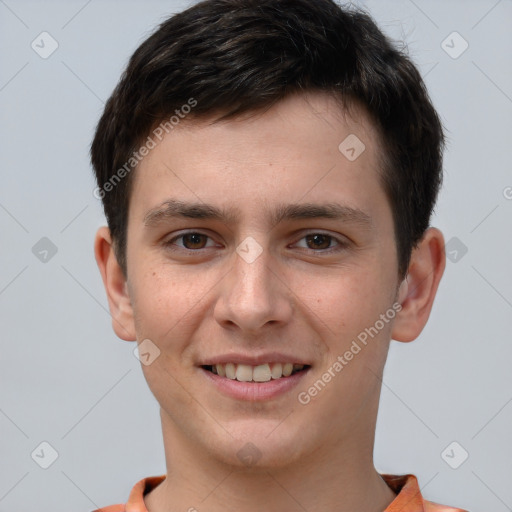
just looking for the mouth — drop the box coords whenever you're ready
[201,362,310,382]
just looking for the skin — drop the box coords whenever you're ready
[95,90,445,512]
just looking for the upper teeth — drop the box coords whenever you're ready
[210,363,305,382]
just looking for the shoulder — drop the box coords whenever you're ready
[424,499,469,512]
[90,474,166,512]
[91,505,125,512]
[381,473,468,512]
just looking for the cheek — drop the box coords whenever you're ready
[130,263,216,346]
[130,269,201,400]
[296,266,397,377]
[298,265,390,332]
[130,266,180,338]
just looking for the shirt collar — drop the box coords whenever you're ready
[124,473,429,512]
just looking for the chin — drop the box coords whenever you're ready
[206,419,309,470]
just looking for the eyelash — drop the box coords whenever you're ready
[163,231,347,254]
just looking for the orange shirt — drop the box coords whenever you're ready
[92,473,467,512]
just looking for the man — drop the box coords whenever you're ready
[90,0,467,510]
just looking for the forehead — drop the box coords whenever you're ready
[128,91,389,230]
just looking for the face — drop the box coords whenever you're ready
[117,91,404,468]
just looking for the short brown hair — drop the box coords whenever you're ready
[91,0,445,279]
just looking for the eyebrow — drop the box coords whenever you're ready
[143,199,373,229]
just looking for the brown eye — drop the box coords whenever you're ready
[293,232,346,253]
[181,233,208,249]
[305,234,332,250]
[165,232,215,251]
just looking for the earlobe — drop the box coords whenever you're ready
[94,226,137,341]
[391,227,446,343]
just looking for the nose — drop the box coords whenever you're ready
[213,241,293,335]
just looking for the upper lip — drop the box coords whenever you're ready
[199,352,311,366]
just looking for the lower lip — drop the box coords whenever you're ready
[200,367,310,401]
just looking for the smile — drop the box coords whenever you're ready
[202,363,309,382]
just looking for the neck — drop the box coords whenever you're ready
[144,412,397,512]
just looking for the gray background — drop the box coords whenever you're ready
[1,0,511,510]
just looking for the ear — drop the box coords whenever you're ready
[94,226,137,341]
[391,227,446,343]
